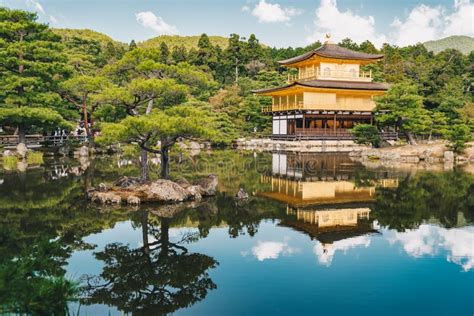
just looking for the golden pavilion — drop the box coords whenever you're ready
[254,35,394,140]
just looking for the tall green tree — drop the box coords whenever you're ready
[0,8,71,142]
[376,82,432,144]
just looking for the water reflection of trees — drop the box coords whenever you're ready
[0,170,129,314]
[82,209,219,315]
[372,171,474,231]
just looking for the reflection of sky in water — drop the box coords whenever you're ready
[387,224,474,272]
[66,219,474,315]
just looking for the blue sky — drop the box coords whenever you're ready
[1,0,473,47]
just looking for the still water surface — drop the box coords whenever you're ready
[1,151,473,315]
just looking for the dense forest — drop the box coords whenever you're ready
[0,7,473,154]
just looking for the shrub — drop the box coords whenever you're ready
[351,124,381,148]
[446,123,472,153]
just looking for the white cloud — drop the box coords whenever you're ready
[251,240,298,261]
[391,0,474,46]
[443,0,474,37]
[388,224,474,272]
[313,235,371,266]
[26,0,45,14]
[136,11,178,35]
[306,0,387,47]
[250,0,302,23]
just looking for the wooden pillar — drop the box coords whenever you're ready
[302,113,305,135]
[334,114,337,135]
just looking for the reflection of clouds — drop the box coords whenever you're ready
[251,239,298,261]
[313,236,371,266]
[388,225,436,257]
[388,224,474,272]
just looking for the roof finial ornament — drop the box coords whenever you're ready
[324,33,333,44]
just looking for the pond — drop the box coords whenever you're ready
[0,150,473,315]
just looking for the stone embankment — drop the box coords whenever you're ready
[349,142,474,170]
[234,138,370,152]
[88,175,218,206]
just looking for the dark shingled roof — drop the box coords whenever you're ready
[279,43,384,65]
[253,79,389,94]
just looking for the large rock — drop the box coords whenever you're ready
[91,192,122,205]
[2,150,15,157]
[194,175,218,196]
[185,185,203,201]
[16,143,28,158]
[144,179,191,202]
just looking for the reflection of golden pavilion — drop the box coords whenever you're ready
[261,176,377,207]
[259,153,398,244]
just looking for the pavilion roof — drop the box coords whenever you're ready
[279,43,384,65]
[253,79,389,94]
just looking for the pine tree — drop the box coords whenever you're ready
[159,42,170,64]
[0,8,71,142]
[171,45,187,63]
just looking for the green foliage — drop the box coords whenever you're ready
[0,7,71,134]
[26,151,43,165]
[445,122,472,153]
[0,107,72,131]
[1,156,18,170]
[53,28,125,75]
[376,83,432,138]
[94,103,127,123]
[97,104,217,149]
[139,34,229,51]
[351,124,381,147]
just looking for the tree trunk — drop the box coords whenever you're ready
[140,148,149,182]
[406,131,418,145]
[18,123,26,144]
[159,218,170,259]
[141,211,150,254]
[160,146,170,179]
[82,103,90,139]
[138,99,154,182]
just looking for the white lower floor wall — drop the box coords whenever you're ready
[272,118,287,135]
[272,114,302,135]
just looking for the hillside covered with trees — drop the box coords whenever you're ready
[0,7,473,153]
[424,35,474,55]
